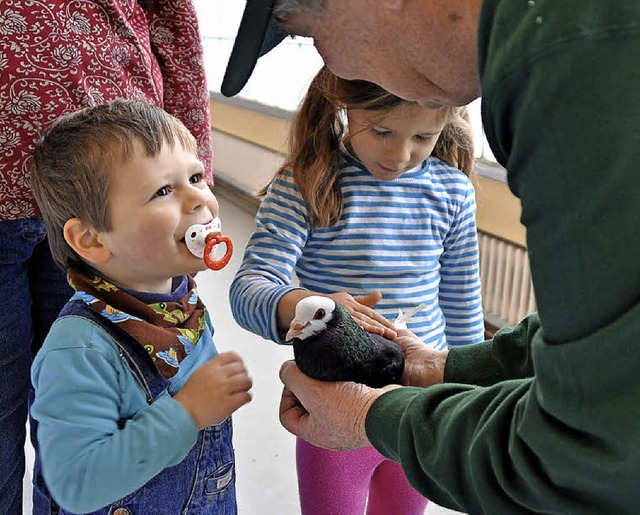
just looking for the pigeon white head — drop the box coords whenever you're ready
[285,296,336,341]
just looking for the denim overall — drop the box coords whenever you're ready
[56,301,237,515]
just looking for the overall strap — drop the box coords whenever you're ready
[58,301,170,403]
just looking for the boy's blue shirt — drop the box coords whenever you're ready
[31,282,218,512]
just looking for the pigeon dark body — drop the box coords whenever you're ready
[286,296,404,388]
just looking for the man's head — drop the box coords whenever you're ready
[32,100,202,273]
[223,0,482,106]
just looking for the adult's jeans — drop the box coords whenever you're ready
[0,218,73,514]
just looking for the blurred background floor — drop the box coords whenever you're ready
[23,192,464,515]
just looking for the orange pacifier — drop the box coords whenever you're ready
[185,218,233,271]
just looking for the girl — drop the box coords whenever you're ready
[230,66,484,515]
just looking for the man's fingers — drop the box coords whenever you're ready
[279,385,305,415]
[279,360,315,405]
[279,359,299,385]
[279,386,310,435]
[279,362,326,439]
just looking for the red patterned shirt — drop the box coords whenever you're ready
[0,0,213,221]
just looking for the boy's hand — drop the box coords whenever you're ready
[327,291,397,340]
[174,351,252,430]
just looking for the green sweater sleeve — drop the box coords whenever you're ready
[367,303,640,513]
[366,1,640,513]
[444,312,539,386]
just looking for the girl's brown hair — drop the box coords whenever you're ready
[31,99,197,270]
[263,66,475,228]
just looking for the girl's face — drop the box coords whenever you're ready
[96,140,219,293]
[345,103,447,181]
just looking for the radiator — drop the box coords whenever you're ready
[478,232,537,328]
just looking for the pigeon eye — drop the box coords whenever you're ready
[313,308,325,320]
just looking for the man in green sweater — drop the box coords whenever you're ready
[224,0,640,512]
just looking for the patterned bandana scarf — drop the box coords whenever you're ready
[68,268,206,379]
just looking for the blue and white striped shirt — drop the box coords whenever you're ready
[230,153,484,350]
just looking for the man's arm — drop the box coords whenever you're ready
[393,314,538,389]
[444,312,538,386]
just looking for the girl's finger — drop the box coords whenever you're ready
[353,315,396,338]
[355,307,397,330]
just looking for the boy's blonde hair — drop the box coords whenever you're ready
[265,66,475,228]
[32,99,198,270]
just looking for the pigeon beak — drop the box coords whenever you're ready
[286,320,309,341]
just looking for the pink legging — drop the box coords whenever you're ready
[296,437,428,515]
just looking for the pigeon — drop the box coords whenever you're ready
[285,296,406,388]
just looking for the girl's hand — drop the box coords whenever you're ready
[327,291,397,340]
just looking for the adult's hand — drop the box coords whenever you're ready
[394,329,448,388]
[279,361,400,450]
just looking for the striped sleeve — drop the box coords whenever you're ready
[438,179,485,346]
[229,171,309,343]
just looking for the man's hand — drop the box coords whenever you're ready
[394,329,448,387]
[278,361,399,450]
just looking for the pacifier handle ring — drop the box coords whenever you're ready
[203,233,233,270]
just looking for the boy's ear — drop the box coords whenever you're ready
[63,218,112,264]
